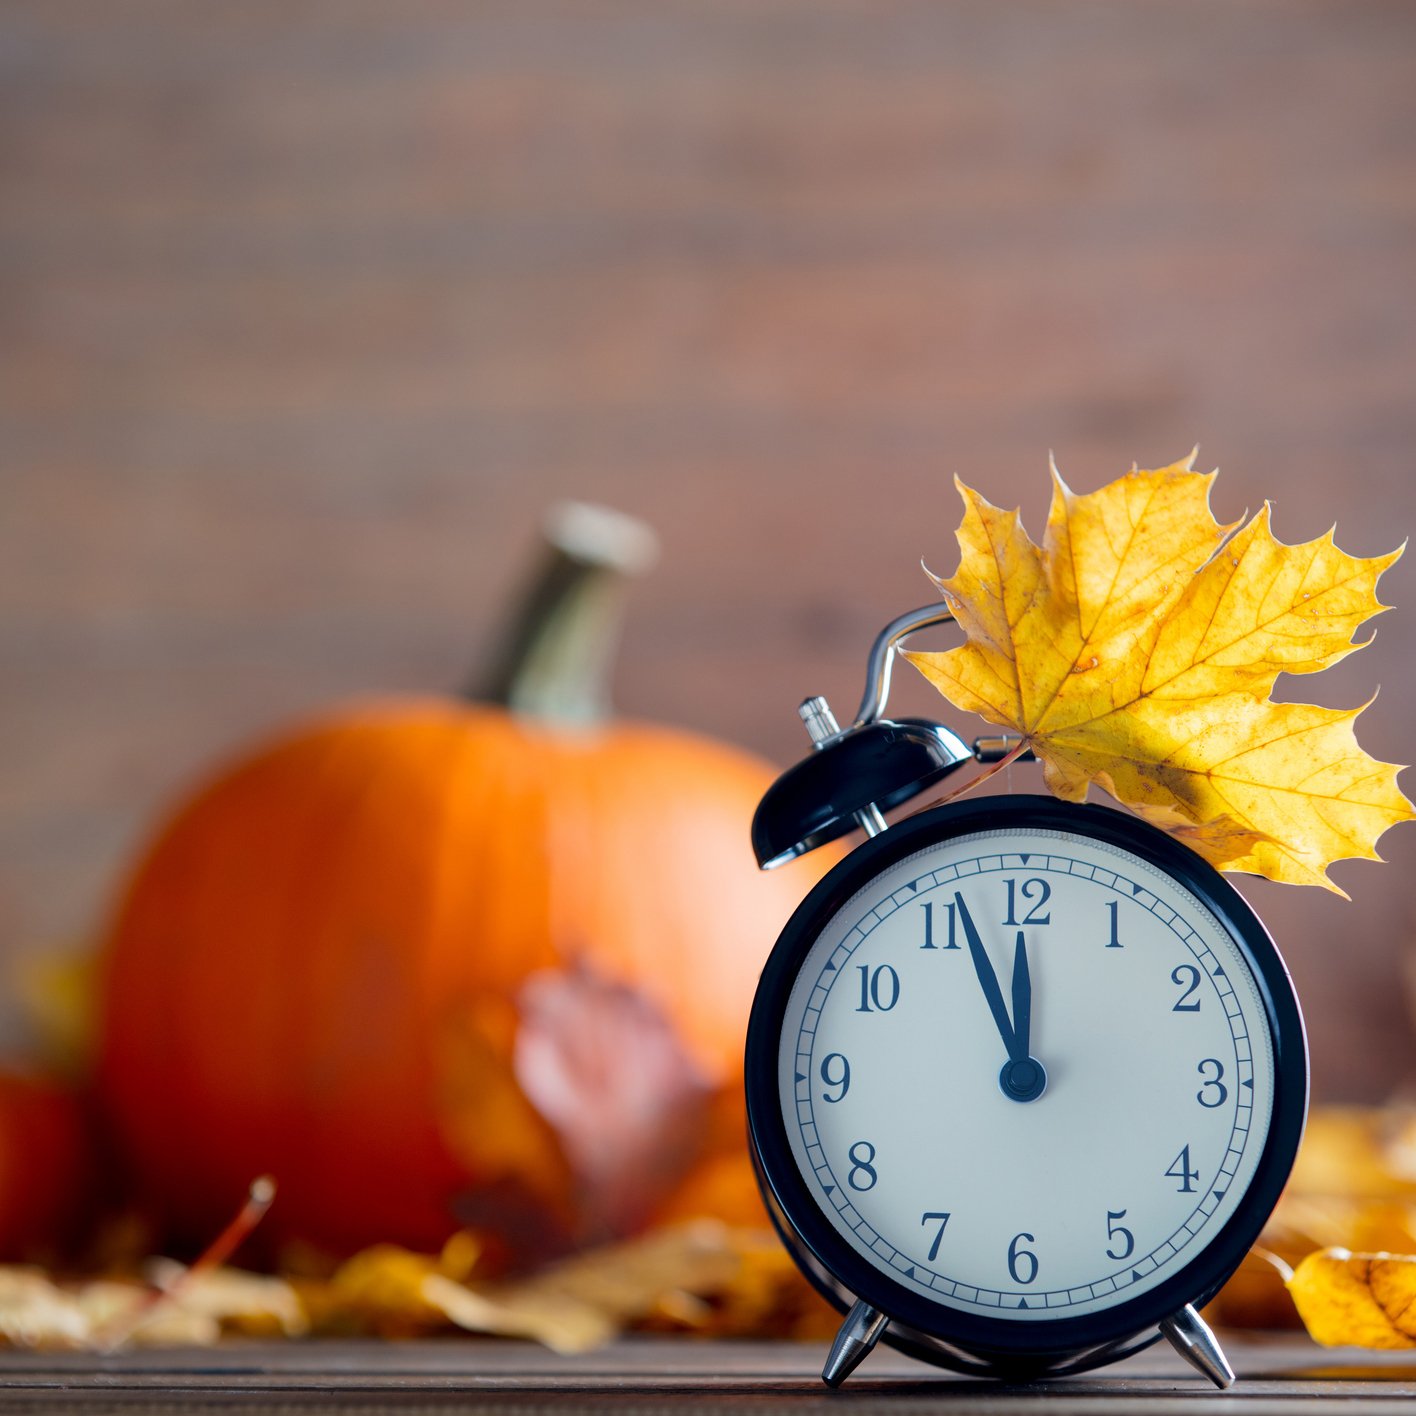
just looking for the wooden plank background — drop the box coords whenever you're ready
[1,2,1414,1099]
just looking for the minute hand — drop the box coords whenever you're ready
[954,892,1022,1062]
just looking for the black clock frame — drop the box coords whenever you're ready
[745,795,1309,1370]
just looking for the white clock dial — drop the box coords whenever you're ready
[777,825,1276,1321]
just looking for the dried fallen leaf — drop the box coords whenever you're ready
[1289,1249,1416,1348]
[905,455,1412,891]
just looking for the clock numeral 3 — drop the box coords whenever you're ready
[819,1052,851,1103]
[1166,1143,1200,1193]
[1007,1231,1038,1285]
[1003,878,1052,927]
[1105,1208,1134,1261]
[855,964,899,1013]
[1170,964,1202,1011]
[846,1141,878,1191]
[1196,1058,1228,1108]
[920,1211,951,1261]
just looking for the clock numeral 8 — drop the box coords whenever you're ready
[846,1140,878,1191]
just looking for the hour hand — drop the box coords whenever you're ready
[953,892,1017,1059]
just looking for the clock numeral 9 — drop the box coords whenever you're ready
[819,1052,851,1103]
[1003,878,1051,927]
[846,1141,878,1191]
[1166,1143,1200,1193]
[1196,1058,1228,1108]
[1007,1231,1038,1285]
[920,1211,951,1261]
[855,964,900,1013]
[1105,1208,1134,1261]
[1170,964,1202,1012]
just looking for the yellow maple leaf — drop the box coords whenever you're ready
[1288,1249,1416,1348]
[905,454,1412,891]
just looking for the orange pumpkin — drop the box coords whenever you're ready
[96,507,827,1263]
[0,1071,89,1261]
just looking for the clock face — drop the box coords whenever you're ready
[761,804,1298,1337]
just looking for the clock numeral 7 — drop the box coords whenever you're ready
[920,1211,951,1261]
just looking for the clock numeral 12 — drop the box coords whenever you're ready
[919,901,959,950]
[1003,878,1052,927]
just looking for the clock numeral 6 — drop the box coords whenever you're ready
[1170,964,1202,1012]
[1003,878,1051,927]
[819,1052,851,1103]
[846,1140,878,1191]
[1007,1231,1038,1285]
[920,1210,951,1261]
[1166,1143,1200,1194]
[855,964,900,1013]
[1196,1057,1228,1108]
[1105,1208,1134,1261]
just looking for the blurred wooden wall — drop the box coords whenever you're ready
[2,2,1414,1098]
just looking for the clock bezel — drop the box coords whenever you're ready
[745,794,1308,1358]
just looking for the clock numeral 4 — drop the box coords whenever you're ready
[1166,1144,1200,1193]
[1003,878,1051,927]
[846,1141,878,1191]
[1105,1208,1134,1261]
[920,1211,951,1261]
[819,1052,851,1103]
[855,964,900,1013]
[919,901,959,950]
[1007,1231,1038,1285]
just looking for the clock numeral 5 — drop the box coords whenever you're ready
[1003,878,1051,927]
[920,1211,951,1261]
[1105,1208,1134,1261]
[819,1052,851,1103]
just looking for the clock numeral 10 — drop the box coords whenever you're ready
[855,964,900,1013]
[919,901,959,950]
[1166,1143,1200,1193]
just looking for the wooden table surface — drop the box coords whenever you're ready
[1,1338,1414,1414]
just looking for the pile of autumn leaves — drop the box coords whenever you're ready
[5,454,1415,1353]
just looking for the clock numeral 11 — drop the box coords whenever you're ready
[919,901,959,950]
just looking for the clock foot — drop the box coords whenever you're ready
[1160,1304,1235,1389]
[821,1299,888,1387]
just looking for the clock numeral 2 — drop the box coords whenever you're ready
[855,964,900,1013]
[1170,965,1202,1011]
[819,1052,851,1103]
[1003,878,1051,927]
[847,1141,878,1191]
[920,1211,951,1261]
[1105,1208,1134,1261]
[1166,1144,1200,1193]
[920,901,959,950]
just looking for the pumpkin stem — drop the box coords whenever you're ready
[474,503,659,725]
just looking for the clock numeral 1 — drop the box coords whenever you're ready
[1003,877,1052,927]
[920,901,959,950]
[920,1211,951,1261]
[819,1052,851,1103]
[1007,1231,1038,1285]
[855,964,900,1013]
[847,1141,878,1191]
[1166,1143,1200,1194]
[1105,1208,1134,1261]
[1105,899,1122,948]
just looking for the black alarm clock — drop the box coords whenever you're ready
[746,605,1308,1389]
